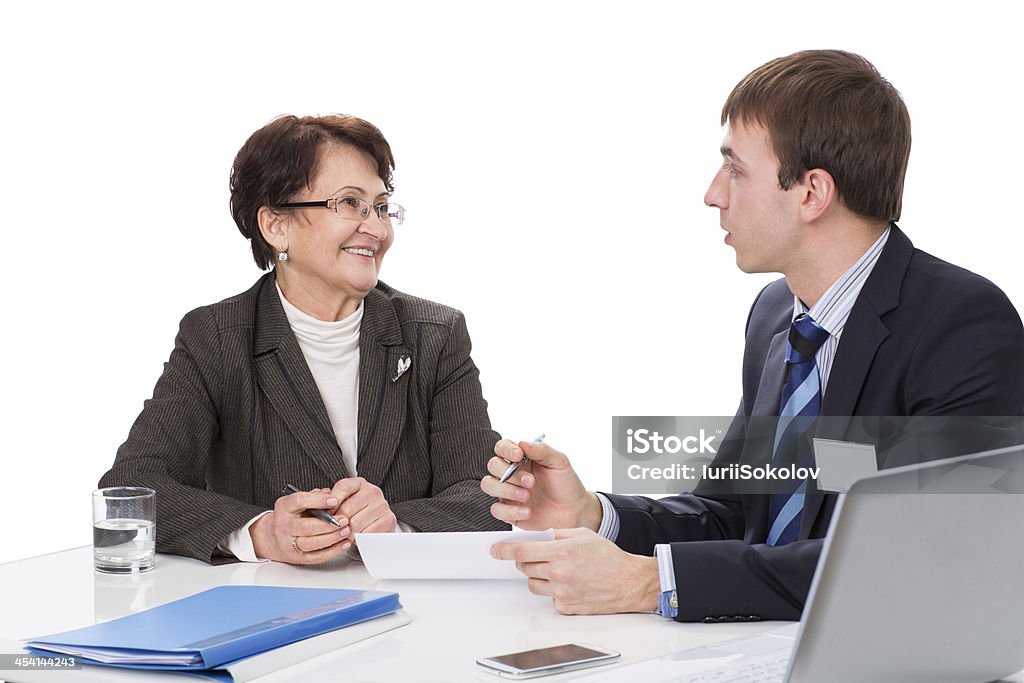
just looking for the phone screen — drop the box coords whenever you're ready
[488,644,613,671]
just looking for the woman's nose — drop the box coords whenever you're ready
[358,216,389,240]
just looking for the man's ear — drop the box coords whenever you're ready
[258,206,289,253]
[798,168,837,223]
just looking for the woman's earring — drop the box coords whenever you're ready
[277,251,289,262]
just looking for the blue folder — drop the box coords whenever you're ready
[25,586,401,671]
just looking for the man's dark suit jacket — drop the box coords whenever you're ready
[100,272,506,564]
[605,225,1024,622]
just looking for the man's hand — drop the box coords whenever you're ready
[481,439,603,530]
[491,528,660,615]
[250,488,351,564]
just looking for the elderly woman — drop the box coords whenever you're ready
[100,114,505,565]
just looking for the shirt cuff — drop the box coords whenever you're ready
[594,493,620,542]
[655,543,678,618]
[217,511,273,562]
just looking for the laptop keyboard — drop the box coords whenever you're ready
[677,650,789,683]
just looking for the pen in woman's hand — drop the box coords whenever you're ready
[280,484,343,528]
[498,434,546,484]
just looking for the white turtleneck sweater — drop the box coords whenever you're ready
[278,284,363,477]
[219,285,408,562]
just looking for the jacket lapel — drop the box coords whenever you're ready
[819,227,912,418]
[751,328,790,418]
[800,224,913,537]
[355,287,410,485]
[251,274,350,480]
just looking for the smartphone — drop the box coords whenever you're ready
[476,643,620,678]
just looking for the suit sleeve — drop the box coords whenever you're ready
[602,491,745,549]
[98,308,266,564]
[668,538,820,621]
[388,311,507,532]
[604,491,813,621]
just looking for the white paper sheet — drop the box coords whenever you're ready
[355,529,556,579]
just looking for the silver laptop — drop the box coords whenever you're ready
[577,443,1024,683]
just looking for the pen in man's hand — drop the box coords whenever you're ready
[498,434,546,484]
[280,484,343,528]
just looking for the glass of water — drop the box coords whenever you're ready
[92,487,156,574]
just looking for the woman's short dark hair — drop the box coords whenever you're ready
[230,114,396,270]
[722,50,911,223]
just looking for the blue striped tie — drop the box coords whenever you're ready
[766,313,830,546]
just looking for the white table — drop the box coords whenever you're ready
[0,547,780,682]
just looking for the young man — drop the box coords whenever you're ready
[482,50,1024,621]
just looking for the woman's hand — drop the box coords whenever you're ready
[250,488,352,564]
[327,478,398,541]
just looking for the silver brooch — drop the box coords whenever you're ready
[391,356,412,382]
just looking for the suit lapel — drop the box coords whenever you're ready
[252,274,350,480]
[751,328,790,418]
[800,225,914,537]
[355,287,410,485]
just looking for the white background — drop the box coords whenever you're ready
[1,1,1020,565]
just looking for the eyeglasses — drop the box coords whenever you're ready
[279,196,406,225]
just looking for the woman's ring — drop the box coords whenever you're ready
[292,536,302,553]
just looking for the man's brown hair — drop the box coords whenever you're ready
[722,50,911,223]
